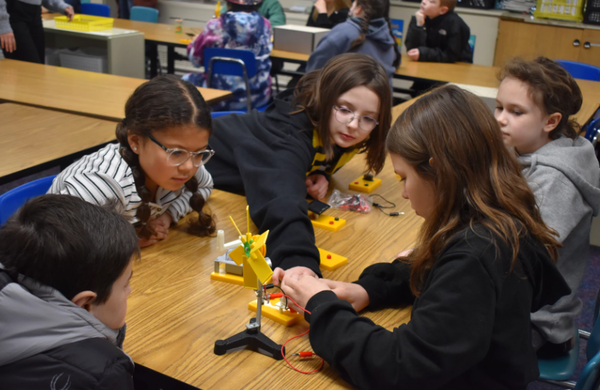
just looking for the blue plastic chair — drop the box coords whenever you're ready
[203,47,270,113]
[555,60,600,82]
[0,175,56,225]
[538,288,600,389]
[80,3,111,17]
[211,111,245,118]
[585,116,600,148]
[130,6,158,23]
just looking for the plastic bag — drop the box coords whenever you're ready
[328,190,372,213]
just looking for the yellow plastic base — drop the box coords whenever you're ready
[318,248,348,271]
[210,272,244,286]
[248,299,304,327]
[310,214,346,232]
[349,176,382,193]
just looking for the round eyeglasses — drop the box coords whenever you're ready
[146,133,215,167]
[333,105,379,132]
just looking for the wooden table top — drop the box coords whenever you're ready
[124,150,420,389]
[42,13,200,46]
[0,103,117,179]
[0,59,231,121]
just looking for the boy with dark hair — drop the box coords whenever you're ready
[0,194,139,389]
[405,0,473,63]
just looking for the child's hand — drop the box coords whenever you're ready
[272,266,318,286]
[408,48,420,61]
[415,10,425,26]
[0,32,16,53]
[396,247,414,259]
[324,279,370,312]
[314,0,327,14]
[64,5,74,20]
[137,213,174,247]
[305,174,329,200]
[281,273,331,310]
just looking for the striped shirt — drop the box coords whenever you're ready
[48,143,214,223]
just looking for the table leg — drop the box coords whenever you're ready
[167,45,175,74]
[149,43,158,78]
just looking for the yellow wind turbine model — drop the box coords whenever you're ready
[214,206,284,360]
[227,207,273,290]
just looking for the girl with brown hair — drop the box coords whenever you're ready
[280,85,570,389]
[496,57,600,354]
[205,53,391,282]
[306,0,401,87]
[49,75,216,247]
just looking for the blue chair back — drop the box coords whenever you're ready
[80,3,111,17]
[204,48,268,112]
[555,60,600,82]
[585,116,600,147]
[204,48,258,79]
[130,6,158,23]
[0,175,56,225]
[211,111,245,118]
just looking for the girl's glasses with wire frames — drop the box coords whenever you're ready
[332,105,379,132]
[147,133,215,167]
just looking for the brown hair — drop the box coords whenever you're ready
[440,0,457,11]
[115,75,216,239]
[293,53,391,174]
[311,0,351,22]
[499,57,582,140]
[350,0,401,68]
[387,85,560,296]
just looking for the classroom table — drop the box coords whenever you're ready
[124,148,420,389]
[42,13,199,77]
[0,104,117,185]
[0,59,231,121]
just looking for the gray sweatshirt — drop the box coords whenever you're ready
[0,271,131,367]
[0,0,69,35]
[522,136,600,344]
[306,17,397,88]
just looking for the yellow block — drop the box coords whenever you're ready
[248,299,304,327]
[349,176,382,193]
[210,272,244,285]
[310,214,346,232]
[318,248,348,271]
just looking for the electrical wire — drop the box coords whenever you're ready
[370,194,403,217]
[277,294,325,375]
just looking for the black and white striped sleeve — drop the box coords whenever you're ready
[166,165,214,221]
[51,171,126,211]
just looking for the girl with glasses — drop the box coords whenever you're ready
[49,75,216,248]
[205,53,392,283]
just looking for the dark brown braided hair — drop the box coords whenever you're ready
[349,0,401,68]
[115,75,216,239]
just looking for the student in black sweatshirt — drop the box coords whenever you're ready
[280,85,570,390]
[405,0,472,63]
[205,53,392,283]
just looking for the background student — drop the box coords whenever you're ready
[496,57,600,354]
[205,53,392,282]
[279,85,569,389]
[0,0,73,63]
[184,0,273,111]
[220,0,286,27]
[0,195,138,389]
[306,0,401,88]
[306,0,350,28]
[405,0,472,63]
[49,75,216,248]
